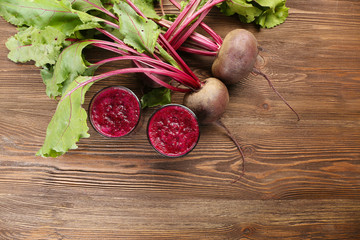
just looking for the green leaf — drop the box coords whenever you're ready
[253,0,285,9]
[37,76,93,158]
[42,40,98,98]
[0,0,103,35]
[113,1,161,54]
[72,0,105,12]
[102,0,120,5]
[5,26,68,67]
[132,0,160,19]
[218,0,289,27]
[255,1,289,28]
[219,0,262,23]
[1,0,103,72]
[1,0,80,35]
[71,0,116,29]
[141,87,171,108]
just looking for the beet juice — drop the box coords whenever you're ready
[89,86,140,138]
[147,104,200,157]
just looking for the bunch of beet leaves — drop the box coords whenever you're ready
[0,0,296,158]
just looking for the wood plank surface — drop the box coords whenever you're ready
[1,0,360,239]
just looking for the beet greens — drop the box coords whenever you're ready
[0,0,293,163]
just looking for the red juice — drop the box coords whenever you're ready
[147,104,200,157]
[89,86,140,138]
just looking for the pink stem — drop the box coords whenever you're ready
[188,32,219,51]
[164,0,199,40]
[168,0,223,46]
[178,46,217,56]
[62,68,194,101]
[198,21,223,46]
[159,0,165,15]
[168,0,180,8]
[97,17,119,29]
[125,0,147,19]
[92,43,130,56]
[89,39,142,56]
[89,39,199,90]
[181,38,217,52]
[169,0,225,48]
[158,34,201,89]
[171,7,211,50]
[96,28,122,44]
[91,56,196,87]
[156,19,218,52]
[132,60,190,93]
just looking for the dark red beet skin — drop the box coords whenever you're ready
[183,77,229,124]
[89,86,140,138]
[212,29,259,85]
[147,104,200,157]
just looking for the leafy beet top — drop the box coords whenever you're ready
[147,104,200,157]
[89,86,140,138]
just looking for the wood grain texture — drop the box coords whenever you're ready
[1,0,360,239]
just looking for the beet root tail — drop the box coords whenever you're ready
[253,68,300,121]
[216,119,245,183]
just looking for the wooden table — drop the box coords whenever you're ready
[1,0,359,239]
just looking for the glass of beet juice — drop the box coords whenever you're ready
[89,86,141,138]
[147,104,200,157]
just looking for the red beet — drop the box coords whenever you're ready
[183,77,229,124]
[212,29,259,85]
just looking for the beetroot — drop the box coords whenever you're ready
[183,77,229,124]
[89,86,141,138]
[212,29,258,85]
[147,104,200,157]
